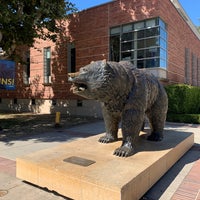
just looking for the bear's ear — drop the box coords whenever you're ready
[100,59,106,67]
[103,62,114,74]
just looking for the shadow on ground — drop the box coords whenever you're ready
[141,143,200,200]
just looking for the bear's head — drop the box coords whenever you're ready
[68,60,115,100]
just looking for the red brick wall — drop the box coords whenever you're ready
[159,0,200,84]
[1,37,72,99]
[69,6,110,68]
[1,0,200,100]
[69,0,160,69]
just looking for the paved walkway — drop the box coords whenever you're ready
[0,121,199,200]
[171,158,200,200]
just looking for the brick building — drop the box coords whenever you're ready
[0,0,200,116]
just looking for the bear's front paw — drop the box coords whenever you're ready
[98,135,117,143]
[113,146,134,157]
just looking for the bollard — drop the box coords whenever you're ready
[55,112,61,128]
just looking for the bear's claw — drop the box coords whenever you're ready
[113,146,134,157]
[98,135,117,143]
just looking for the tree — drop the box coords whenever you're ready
[0,0,76,60]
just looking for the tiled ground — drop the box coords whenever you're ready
[171,159,200,200]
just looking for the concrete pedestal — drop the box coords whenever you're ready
[16,129,194,200]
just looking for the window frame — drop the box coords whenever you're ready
[43,47,51,84]
[23,51,30,85]
[109,17,168,69]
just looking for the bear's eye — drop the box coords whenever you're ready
[81,68,88,73]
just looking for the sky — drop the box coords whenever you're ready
[71,0,200,26]
[179,0,200,26]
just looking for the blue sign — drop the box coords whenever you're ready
[0,60,16,90]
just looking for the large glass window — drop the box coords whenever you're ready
[23,51,30,85]
[109,18,168,69]
[67,43,76,73]
[110,35,120,62]
[43,47,51,84]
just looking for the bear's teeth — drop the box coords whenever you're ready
[78,87,85,91]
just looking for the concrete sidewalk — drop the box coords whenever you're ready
[0,121,200,200]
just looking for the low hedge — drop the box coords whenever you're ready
[165,84,200,114]
[167,113,200,124]
[165,84,200,124]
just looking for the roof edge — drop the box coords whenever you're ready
[170,0,200,40]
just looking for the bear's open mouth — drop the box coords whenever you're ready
[72,83,88,92]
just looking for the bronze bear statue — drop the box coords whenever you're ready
[68,60,168,157]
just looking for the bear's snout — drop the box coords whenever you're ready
[68,72,80,81]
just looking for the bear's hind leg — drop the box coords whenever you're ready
[147,109,166,141]
[147,131,163,141]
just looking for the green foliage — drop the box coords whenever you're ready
[165,84,200,114]
[165,84,200,124]
[0,0,77,59]
[167,113,200,124]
